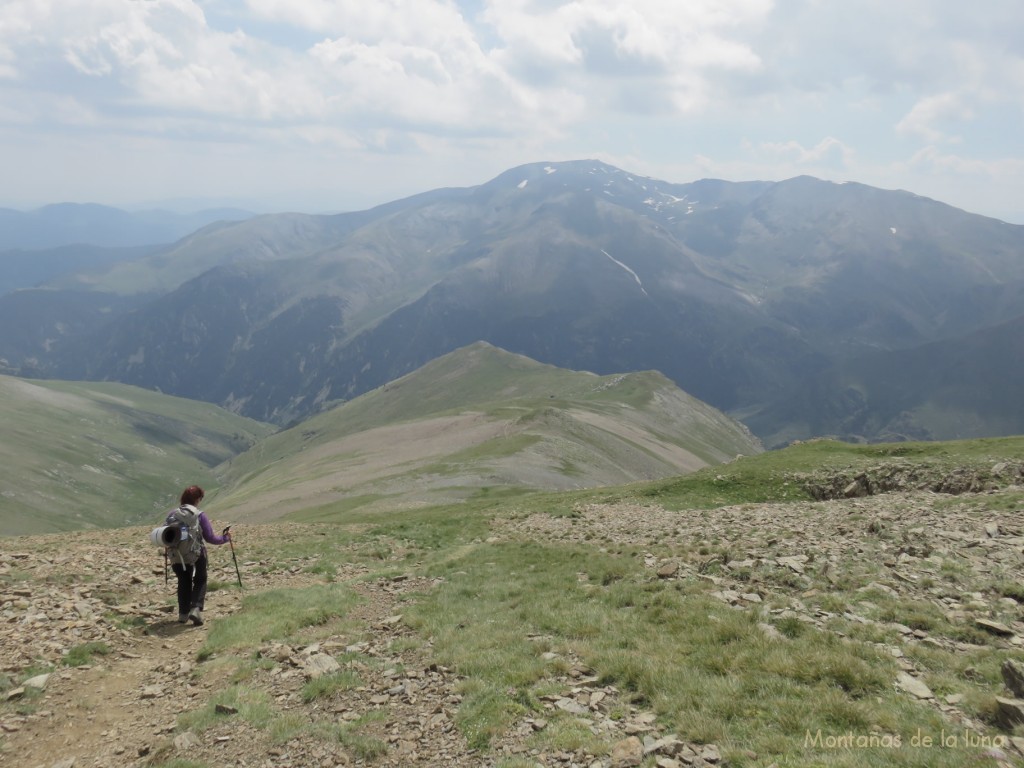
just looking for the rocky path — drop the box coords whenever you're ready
[1,524,719,768]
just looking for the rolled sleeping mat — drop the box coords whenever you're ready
[150,525,182,547]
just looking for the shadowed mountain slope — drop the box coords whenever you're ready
[3,160,1022,443]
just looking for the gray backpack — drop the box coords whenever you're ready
[165,505,204,566]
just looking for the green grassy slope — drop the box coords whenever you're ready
[211,343,763,522]
[0,375,274,535]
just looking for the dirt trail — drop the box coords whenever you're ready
[2,520,510,768]
[13,622,209,767]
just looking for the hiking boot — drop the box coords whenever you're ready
[188,608,204,626]
[177,613,188,624]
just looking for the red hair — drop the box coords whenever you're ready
[180,485,205,506]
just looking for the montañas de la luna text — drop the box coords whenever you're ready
[805,729,1008,750]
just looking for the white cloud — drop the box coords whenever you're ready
[246,0,473,47]
[0,0,1022,223]
[757,137,854,167]
[482,0,769,112]
[896,92,974,143]
[905,146,1024,179]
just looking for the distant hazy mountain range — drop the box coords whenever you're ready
[0,203,254,251]
[0,203,254,295]
[2,160,1022,446]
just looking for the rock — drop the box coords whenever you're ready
[897,672,933,699]
[609,736,644,768]
[985,523,1001,538]
[644,735,685,756]
[995,697,1024,730]
[860,582,898,597]
[976,619,1014,637]
[843,479,867,498]
[776,556,807,574]
[1010,736,1024,758]
[303,653,341,679]
[140,686,163,699]
[173,732,201,750]
[23,673,51,691]
[214,704,238,715]
[701,743,722,763]
[50,759,76,768]
[713,589,742,605]
[657,562,679,579]
[1002,659,1024,698]
[758,622,785,641]
[555,698,588,715]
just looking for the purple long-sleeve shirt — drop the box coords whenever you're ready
[197,510,228,547]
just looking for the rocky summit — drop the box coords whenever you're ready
[2,472,1024,767]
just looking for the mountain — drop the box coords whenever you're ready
[0,203,254,251]
[210,342,763,522]
[749,312,1024,445]
[2,160,1022,443]
[0,375,274,535]
[0,345,759,534]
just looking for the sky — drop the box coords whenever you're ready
[1,0,1023,222]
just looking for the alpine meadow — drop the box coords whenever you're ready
[2,162,1023,768]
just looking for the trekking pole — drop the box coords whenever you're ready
[164,549,169,588]
[224,526,243,589]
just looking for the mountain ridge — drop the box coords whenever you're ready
[2,160,1021,444]
[210,342,762,522]
[0,343,760,533]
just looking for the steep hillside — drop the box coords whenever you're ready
[210,343,762,521]
[3,160,1022,441]
[0,375,274,535]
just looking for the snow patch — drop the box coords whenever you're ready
[640,192,693,214]
[517,179,528,189]
[890,227,897,235]
[601,250,648,296]
[544,166,557,174]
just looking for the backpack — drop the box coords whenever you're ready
[164,505,205,566]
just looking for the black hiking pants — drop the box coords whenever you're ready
[171,552,208,614]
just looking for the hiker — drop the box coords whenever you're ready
[166,485,230,626]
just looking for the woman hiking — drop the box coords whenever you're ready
[167,485,230,626]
